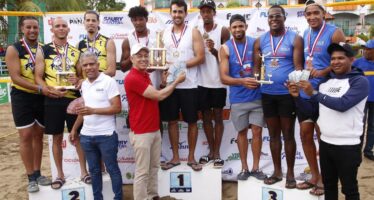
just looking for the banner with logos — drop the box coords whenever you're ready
[46,8,316,183]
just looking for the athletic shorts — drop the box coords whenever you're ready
[198,86,227,111]
[261,93,296,118]
[159,88,198,123]
[295,98,319,123]
[44,97,78,135]
[10,87,44,129]
[230,100,266,132]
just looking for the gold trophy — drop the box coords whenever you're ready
[148,31,168,70]
[255,52,273,84]
[55,56,76,90]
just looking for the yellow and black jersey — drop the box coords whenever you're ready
[77,34,108,72]
[12,40,43,94]
[42,42,80,99]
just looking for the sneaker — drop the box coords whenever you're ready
[36,175,52,186]
[251,170,267,180]
[364,153,374,161]
[28,181,39,193]
[237,169,251,180]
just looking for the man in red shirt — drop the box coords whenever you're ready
[124,43,185,200]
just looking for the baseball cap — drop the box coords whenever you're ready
[198,0,216,10]
[327,42,354,57]
[362,39,374,49]
[130,43,149,56]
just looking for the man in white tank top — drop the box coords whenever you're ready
[159,0,205,171]
[120,6,161,88]
[196,0,230,168]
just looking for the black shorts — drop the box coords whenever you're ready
[261,93,296,118]
[44,97,78,135]
[198,86,227,111]
[159,88,198,123]
[296,98,319,123]
[11,87,44,129]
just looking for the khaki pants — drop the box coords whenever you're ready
[129,130,161,200]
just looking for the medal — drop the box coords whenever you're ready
[21,37,38,71]
[203,32,209,40]
[173,51,180,58]
[307,21,326,68]
[270,58,279,67]
[86,32,100,53]
[171,25,187,52]
[53,41,69,71]
[270,30,287,67]
[133,29,149,46]
[231,37,248,67]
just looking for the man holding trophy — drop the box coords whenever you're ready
[35,17,82,189]
[159,0,205,171]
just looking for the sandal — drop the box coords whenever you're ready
[161,162,181,171]
[81,174,92,184]
[309,185,324,196]
[199,155,212,164]
[51,177,65,190]
[264,176,282,185]
[187,162,202,172]
[296,180,315,190]
[213,158,224,168]
[285,179,297,189]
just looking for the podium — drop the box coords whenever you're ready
[238,177,323,200]
[29,174,114,200]
[158,162,222,200]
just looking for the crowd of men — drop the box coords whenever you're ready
[5,0,373,200]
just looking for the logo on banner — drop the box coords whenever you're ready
[62,187,86,200]
[103,17,124,24]
[262,187,283,200]
[118,156,135,163]
[297,11,305,17]
[170,172,192,193]
[225,153,240,162]
[260,12,288,18]
[69,17,83,24]
[48,17,55,25]
[281,151,304,160]
[118,140,128,149]
[226,13,250,20]
[126,172,134,180]
[222,168,233,176]
[165,20,189,25]
[110,33,127,40]
[286,26,300,34]
[230,138,252,144]
[148,16,157,23]
[171,141,189,150]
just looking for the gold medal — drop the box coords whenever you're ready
[306,56,313,70]
[270,58,279,67]
[203,32,209,40]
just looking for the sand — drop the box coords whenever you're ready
[0,103,373,200]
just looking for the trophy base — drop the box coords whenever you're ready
[256,80,273,84]
[54,86,76,90]
[147,66,169,70]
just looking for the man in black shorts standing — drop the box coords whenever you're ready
[6,16,52,193]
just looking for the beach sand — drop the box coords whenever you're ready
[0,104,373,200]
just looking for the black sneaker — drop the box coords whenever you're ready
[237,169,251,180]
[364,153,374,161]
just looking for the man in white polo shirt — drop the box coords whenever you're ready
[69,51,123,200]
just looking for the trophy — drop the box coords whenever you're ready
[255,52,273,84]
[55,57,76,90]
[148,31,168,70]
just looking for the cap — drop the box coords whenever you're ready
[327,42,354,57]
[198,0,216,10]
[130,43,149,56]
[362,39,374,49]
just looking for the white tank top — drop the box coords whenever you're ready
[197,23,225,88]
[162,25,197,89]
[128,29,161,88]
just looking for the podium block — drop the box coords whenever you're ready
[238,177,323,200]
[29,174,114,200]
[158,162,222,200]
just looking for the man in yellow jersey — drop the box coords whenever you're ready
[5,16,52,193]
[77,10,116,77]
[34,17,85,189]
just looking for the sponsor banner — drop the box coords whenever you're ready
[43,8,307,62]
[0,83,10,104]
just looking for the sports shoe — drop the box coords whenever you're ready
[251,170,267,180]
[28,181,39,193]
[36,175,52,186]
[237,169,251,180]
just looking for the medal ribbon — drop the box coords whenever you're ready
[231,37,248,67]
[21,37,38,64]
[86,32,100,53]
[53,41,69,71]
[171,24,187,48]
[270,30,287,57]
[133,29,149,46]
[308,21,326,57]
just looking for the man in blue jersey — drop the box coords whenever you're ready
[253,5,304,188]
[220,14,266,181]
[353,39,374,161]
[295,0,345,195]
[291,42,368,200]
